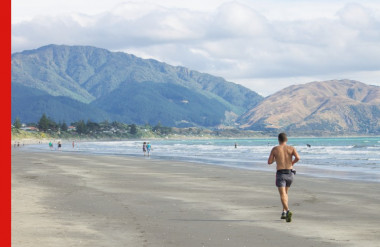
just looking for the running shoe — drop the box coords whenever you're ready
[281,212,286,219]
[286,211,293,222]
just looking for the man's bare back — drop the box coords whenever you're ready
[268,144,299,170]
[267,133,300,222]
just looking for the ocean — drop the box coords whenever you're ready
[25,137,380,182]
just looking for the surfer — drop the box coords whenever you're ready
[268,133,300,222]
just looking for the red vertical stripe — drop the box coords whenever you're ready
[2,0,11,246]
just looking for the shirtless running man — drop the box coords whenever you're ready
[268,133,300,222]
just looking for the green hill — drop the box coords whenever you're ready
[92,82,227,126]
[12,84,111,123]
[12,45,263,125]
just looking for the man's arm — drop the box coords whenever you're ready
[268,148,275,165]
[292,147,300,165]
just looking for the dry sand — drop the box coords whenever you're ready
[12,150,380,247]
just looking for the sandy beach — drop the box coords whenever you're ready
[12,150,380,247]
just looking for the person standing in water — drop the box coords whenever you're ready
[146,142,151,157]
[143,142,147,156]
[268,133,300,222]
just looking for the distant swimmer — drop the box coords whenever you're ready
[268,133,300,223]
[307,144,311,148]
[147,142,151,157]
[143,142,147,156]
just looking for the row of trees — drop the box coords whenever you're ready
[13,115,66,132]
[72,120,138,135]
[38,114,67,132]
[13,114,172,136]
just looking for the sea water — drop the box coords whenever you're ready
[26,137,380,182]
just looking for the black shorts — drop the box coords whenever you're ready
[276,170,294,187]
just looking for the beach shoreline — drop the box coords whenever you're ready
[12,150,380,246]
[18,137,380,184]
[11,134,380,146]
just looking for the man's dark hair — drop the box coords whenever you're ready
[278,133,288,143]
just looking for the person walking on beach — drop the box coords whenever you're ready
[49,141,53,150]
[146,142,151,157]
[143,142,147,156]
[268,133,300,222]
[72,141,75,148]
[58,141,62,151]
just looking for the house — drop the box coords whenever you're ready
[68,126,76,131]
[20,126,39,132]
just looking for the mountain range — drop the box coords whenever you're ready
[11,45,262,127]
[11,45,380,134]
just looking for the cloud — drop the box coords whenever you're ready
[209,2,269,38]
[12,1,380,94]
[337,3,375,29]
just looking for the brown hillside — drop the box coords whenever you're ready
[239,80,380,134]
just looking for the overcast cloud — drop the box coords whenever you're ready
[12,0,380,95]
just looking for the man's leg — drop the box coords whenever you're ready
[278,187,289,211]
[279,186,293,222]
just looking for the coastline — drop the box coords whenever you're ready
[18,137,380,183]
[12,150,380,246]
[11,127,380,146]
[11,135,380,147]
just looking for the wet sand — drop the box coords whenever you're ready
[12,150,380,246]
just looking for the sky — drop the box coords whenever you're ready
[12,0,380,96]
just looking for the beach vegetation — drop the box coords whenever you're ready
[37,113,59,132]
[38,114,49,132]
[75,120,87,134]
[60,122,68,132]
[130,124,138,135]
[14,117,21,129]
[12,113,268,142]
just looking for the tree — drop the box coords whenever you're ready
[48,117,58,131]
[130,124,138,135]
[144,123,152,130]
[14,117,21,129]
[76,120,87,134]
[61,122,68,132]
[153,121,162,132]
[86,120,100,133]
[160,126,172,135]
[38,114,49,132]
